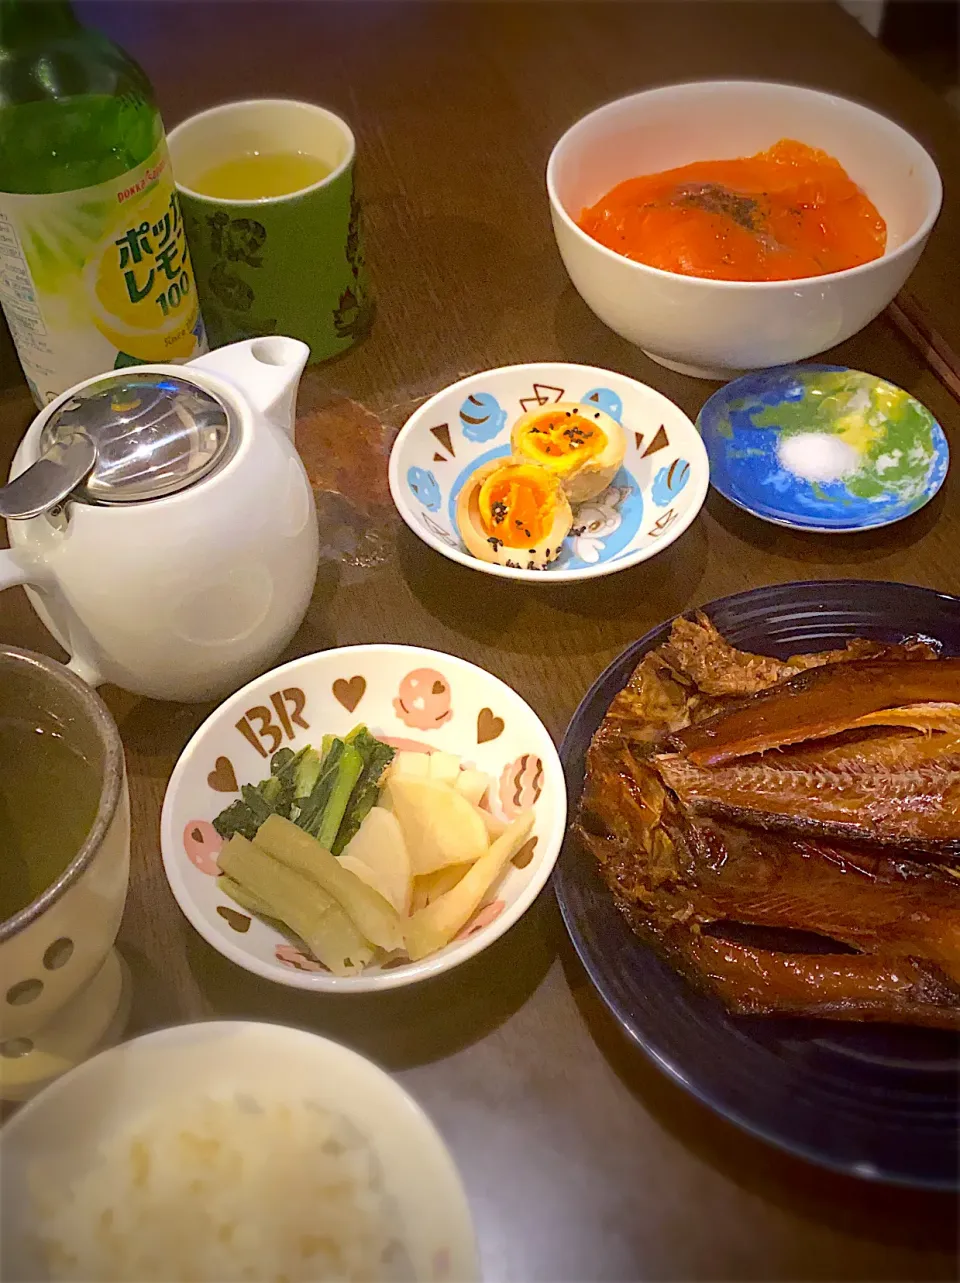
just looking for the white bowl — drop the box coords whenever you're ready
[547,80,942,379]
[389,362,708,582]
[0,1021,479,1282]
[160,645,565,991]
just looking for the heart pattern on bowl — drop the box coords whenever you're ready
[512,836,538,869]
[333,675,366,712]
[217,905,251,933]
[276,943,328,972]
[477,708,504,743]
[207,756,238,793]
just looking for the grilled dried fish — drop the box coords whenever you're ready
[673,816,960,968]
[656,739,960,855]
[669,658,960,766]
[657,614,797,695]
[579,613,960,1028]
[656,613,937,699]
[680,934,960,1028]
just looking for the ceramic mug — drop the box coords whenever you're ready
[169,99,370,361]
[0,648,130,1101]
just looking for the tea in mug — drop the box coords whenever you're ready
[0,718,99,922]
[190,150,332,200]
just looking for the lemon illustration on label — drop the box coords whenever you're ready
[86,176,201,363]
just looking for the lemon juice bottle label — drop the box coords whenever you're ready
[0,142,206,405]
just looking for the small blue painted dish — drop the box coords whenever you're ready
[697,364,949,533]
[388,363,709,583]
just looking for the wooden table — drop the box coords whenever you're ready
[3,3,960,1277]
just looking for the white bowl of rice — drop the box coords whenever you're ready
[0,1021,478,1283]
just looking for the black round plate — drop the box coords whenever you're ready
[555,580,960,1189]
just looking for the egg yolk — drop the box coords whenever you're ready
[517,410,607,476]
[478,464,557,549]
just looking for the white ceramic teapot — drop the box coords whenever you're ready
[0,338,320,703]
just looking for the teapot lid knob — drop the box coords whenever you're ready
[35,372,235,507]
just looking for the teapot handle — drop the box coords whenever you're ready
[0,549,105,688]
[64,652,105,688]
[0,548,31,593]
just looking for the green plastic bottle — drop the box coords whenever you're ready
[0,0,206,405]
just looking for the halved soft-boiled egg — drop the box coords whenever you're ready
[511,402,626,503]
[457,460,573,570]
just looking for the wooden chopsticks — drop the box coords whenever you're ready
[887,290,960,403]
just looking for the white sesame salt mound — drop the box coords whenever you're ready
[777,432,860,484]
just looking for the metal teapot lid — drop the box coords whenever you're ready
[0,372,235,520]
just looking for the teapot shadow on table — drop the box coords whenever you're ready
[172,886,561,1071]
[559,936,960,1259]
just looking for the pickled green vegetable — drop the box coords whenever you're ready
[254,815,403,952]
[217,834,374,976]
[212,727,394,854]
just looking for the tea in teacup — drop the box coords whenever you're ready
[190,150,332,201]
[0,716,99,923]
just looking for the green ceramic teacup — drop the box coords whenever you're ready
[169,99,370,360]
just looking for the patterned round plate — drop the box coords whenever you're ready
[697,365,949,532]
[161,645,565,992]
[389,363,709,582]
[555,580,960,1188]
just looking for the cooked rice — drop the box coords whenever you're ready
[29,1092,413,1282]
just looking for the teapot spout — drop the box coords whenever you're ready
[189,337,309,441]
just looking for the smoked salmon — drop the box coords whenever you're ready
[578,139,887,282]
